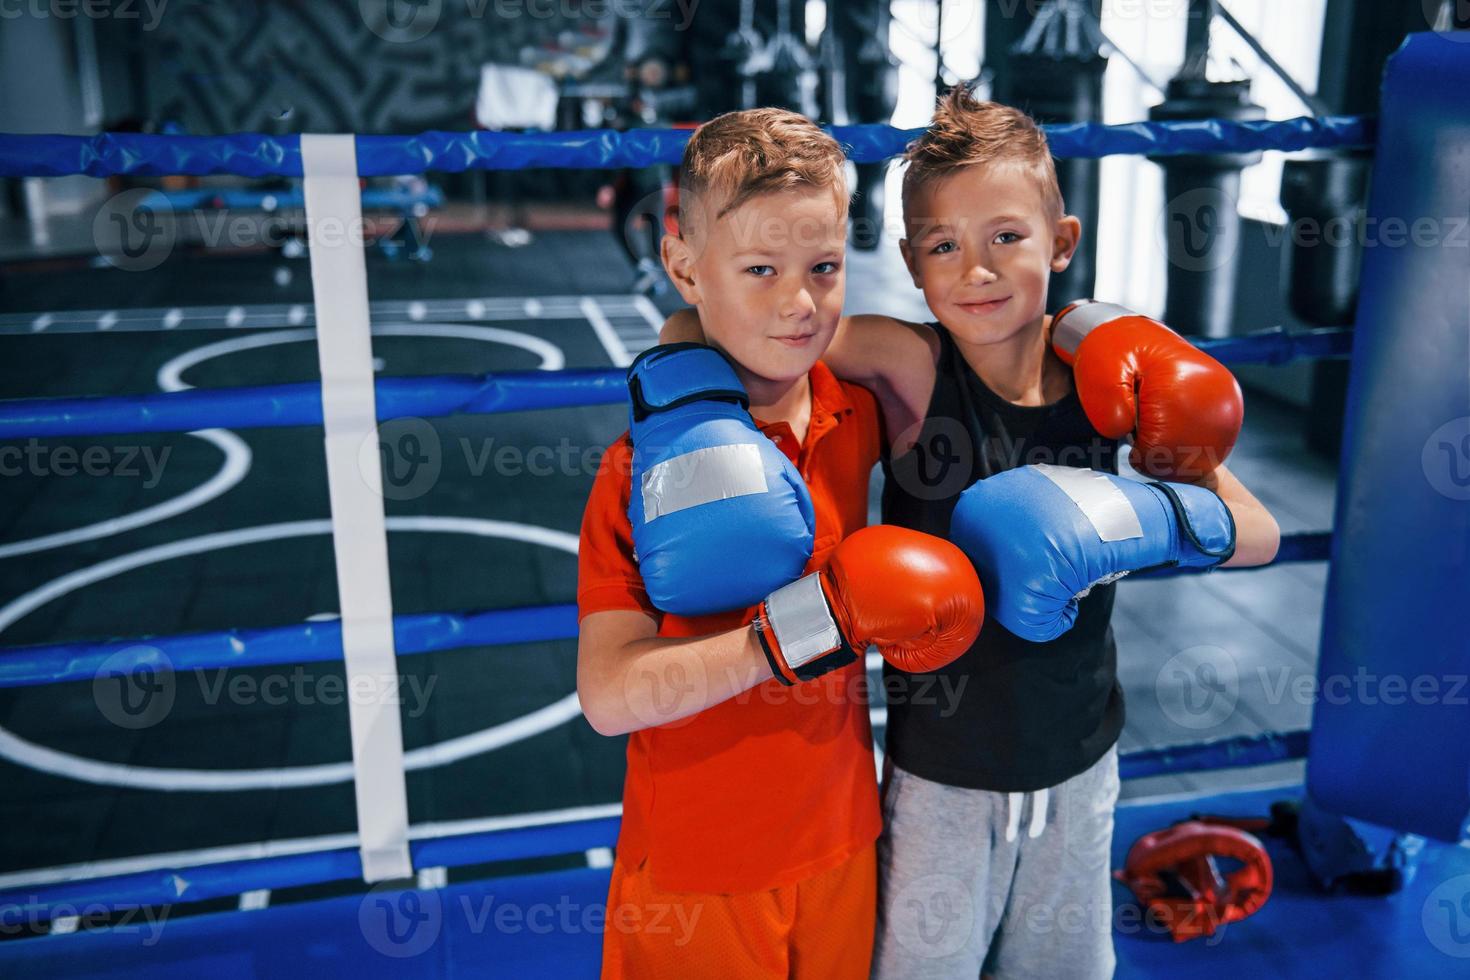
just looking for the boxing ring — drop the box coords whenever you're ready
[0,30,1466,977]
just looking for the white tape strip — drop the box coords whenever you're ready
[1033,463,1144,543]
[302,134,412,883]
[640,443,769,521]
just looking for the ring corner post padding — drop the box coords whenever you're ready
[1305,32,1470,843]
[301,133,414,882]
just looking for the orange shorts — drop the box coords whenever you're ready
[599,844,877,980]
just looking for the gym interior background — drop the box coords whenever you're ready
[0,1,1467,977]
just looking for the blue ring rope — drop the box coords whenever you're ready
[0,606,578,689]
[0,328,1350,440]
[0,530,1328,690]
[0,816,624,921]
[0,115,1373,178]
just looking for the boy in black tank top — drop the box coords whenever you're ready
[662,91,1280,978]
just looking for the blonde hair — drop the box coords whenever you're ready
[902,88,1064,222]
[676,108,848,239]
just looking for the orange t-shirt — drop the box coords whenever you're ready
[577,360,884,894]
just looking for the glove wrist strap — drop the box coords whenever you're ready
[627,342,748,424]
[754,574,857,685]
[1149,481,1237,567]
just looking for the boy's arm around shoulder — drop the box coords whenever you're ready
[658,309,941,451]
[832,314,941,416]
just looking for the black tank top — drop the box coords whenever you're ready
[880,325,1124,792]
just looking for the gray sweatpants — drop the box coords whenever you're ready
[872,747,1120,980]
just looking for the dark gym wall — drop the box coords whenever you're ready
[126,0,609,135]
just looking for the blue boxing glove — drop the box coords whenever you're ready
[949,463,1235,642]
[627,343,815,616]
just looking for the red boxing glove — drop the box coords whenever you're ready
[754,525,984,684]
[1052,300,1244,481]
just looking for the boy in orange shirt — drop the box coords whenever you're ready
[576,109,984,979]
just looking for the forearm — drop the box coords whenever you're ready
[578,623,773,736]
[1187,466,1281,568]
[1220,501,1281,567]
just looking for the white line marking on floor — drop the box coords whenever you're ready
[632,295,665,332]
[580,296,631,367]
[0,517,581,792]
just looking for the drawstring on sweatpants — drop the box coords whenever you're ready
[1004,787,1051,842]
